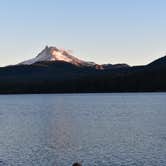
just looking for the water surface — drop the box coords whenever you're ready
[0,93,166,166]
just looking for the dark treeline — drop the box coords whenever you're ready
[0,58,166,94]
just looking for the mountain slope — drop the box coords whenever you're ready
[148,55,166,67]
[20,46,96,67]
[19,46,130,70]
[0,47,165,93]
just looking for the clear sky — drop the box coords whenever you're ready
[0,0,166,66]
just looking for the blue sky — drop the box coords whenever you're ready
[0,0,166,66]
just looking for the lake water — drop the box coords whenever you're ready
[0,93,166,166]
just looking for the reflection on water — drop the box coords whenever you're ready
[0,93,166,166]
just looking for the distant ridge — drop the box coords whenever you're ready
[0,46,166,94]
[148,55,166,66]
[19,46,130,70]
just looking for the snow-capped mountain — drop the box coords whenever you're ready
[20,46,96,67]
[1,47,165,93]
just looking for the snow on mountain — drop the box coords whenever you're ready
[20,46,96,67]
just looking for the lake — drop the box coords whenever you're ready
[0,93,166,166]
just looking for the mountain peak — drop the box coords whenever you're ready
[20,46,96,67]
